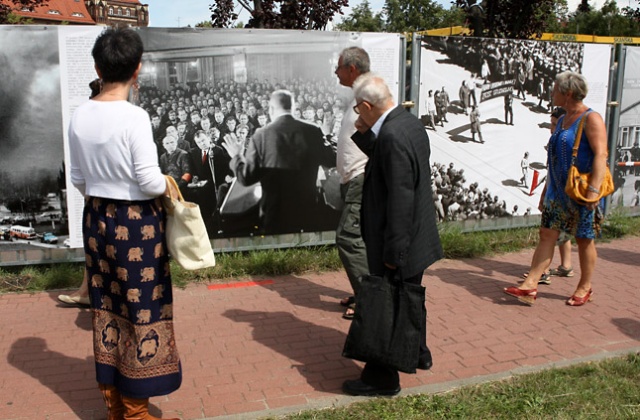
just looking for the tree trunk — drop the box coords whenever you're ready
[253,0,264,28]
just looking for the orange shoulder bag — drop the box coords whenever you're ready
[564,112,614,204]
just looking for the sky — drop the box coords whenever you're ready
[147,1,636,28]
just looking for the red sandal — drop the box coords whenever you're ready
[566,289,593,306]
[504,286,537,306]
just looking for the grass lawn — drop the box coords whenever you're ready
[272,353,640,419]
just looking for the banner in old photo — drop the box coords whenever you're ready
[418,36,612,222]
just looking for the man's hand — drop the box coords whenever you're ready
[222,133,243,158]
[355,116,371,134]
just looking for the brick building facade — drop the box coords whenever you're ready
[84,0,149,27]
[4,0,148,26]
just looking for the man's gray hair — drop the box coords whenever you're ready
[352,73,392,108]
[555,71,588,101]
[270,89,293,112]
[340,47,370,74]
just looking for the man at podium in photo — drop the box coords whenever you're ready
[222,89,334,235]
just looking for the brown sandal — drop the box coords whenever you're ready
[342,303,355,320]
[340,296,355,307]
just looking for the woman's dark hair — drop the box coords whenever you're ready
[89,78,101,98]
[92,28,143,83]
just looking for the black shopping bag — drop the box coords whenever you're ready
[342,273,425,373]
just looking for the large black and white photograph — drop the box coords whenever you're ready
[418,36,611,222]
[613,45,640,209]
[0,26,69,249]
[132,28,402,238]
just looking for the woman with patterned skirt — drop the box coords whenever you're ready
[68,28,181,420]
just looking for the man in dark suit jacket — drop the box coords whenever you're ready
[222,89,334,235]
[343,74,443,397]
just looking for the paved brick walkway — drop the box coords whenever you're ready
[2,236,640,419]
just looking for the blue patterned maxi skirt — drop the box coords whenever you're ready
[83,196,181,399]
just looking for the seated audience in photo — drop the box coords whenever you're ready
[187,130,232,234]
[160,135,192,191]
[256,109,269,128]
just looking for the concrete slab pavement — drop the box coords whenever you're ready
[1,236,639,419]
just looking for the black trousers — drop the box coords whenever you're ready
[360,270,430,389]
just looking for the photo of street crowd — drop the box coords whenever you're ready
[418,35,611,222]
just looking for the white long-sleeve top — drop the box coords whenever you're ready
[336,97,368,185]
[68,100,166,200]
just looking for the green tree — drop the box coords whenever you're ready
[0,0,48,24]
[336,0,464,33]
[544,0,569,33]
[384,0,446,33]
[622,6,640,20]
[209,0,348,29]
[577,0,591,14]
[562,0,640,36]
[335,0,384,32]
[455,0,556,39]
[195,20,214,28]
[438,5,466,29]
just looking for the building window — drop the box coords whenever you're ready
[99,7,103,17]
[126,9,131,17]
[47,10,61,15]
[118,8,122,16]
[71,12,84,18]
[109,7,113,15]
[621,127,629,148]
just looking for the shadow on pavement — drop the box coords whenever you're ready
[258,274,349,313]
[7,337,165,419]
[7,337,99,419]
[428,262,571,304]
[222,309,359,393]
[612,318,640,340]
[595,247,640,267]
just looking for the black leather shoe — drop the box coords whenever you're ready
[342,379,400,397]
[417,357,433,370]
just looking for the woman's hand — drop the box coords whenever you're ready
[585,191,598,210]
[583,111,608,206]
[164,177,180,199]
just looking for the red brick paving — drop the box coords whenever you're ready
[1,236,640,419]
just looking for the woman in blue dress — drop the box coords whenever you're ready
[505,71,609,307]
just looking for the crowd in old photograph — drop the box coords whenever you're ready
[444,36,583,108]
[421,36,585,134]
[137,77,347,236]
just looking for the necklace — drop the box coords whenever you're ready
[561,106,584,130]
